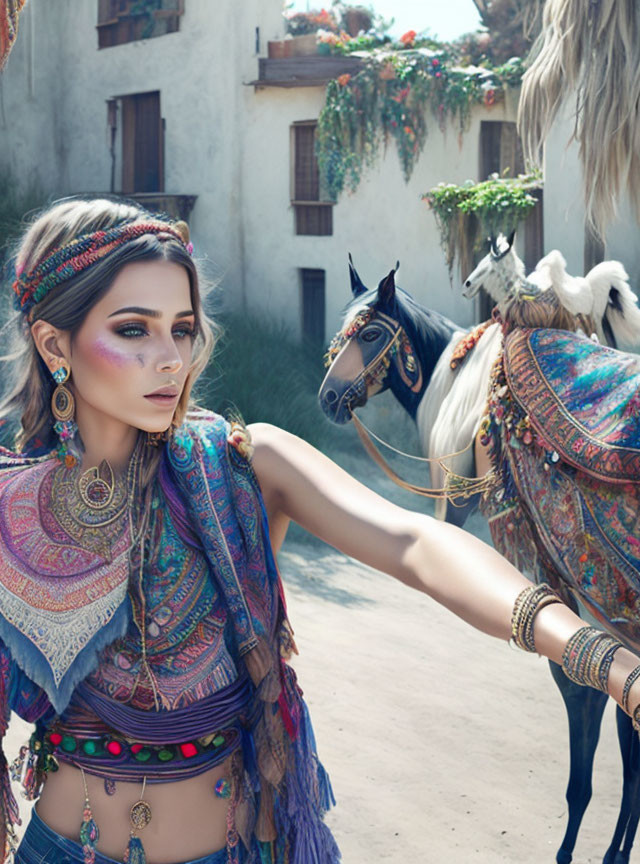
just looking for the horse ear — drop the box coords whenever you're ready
[506,230,516,250]
[348,253,367,297]
[377,268,396,306]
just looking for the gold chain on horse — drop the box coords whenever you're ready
[349,411,497,504]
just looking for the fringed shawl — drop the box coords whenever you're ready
[0,412,339,864]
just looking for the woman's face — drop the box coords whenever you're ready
[68,259,195,435]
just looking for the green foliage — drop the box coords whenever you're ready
[423,170,542,279]
[316,51,524,200]
[199,312,337,450]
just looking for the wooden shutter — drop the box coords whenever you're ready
[292,123,333,236]
[301,269,326,343]
[98,0,183,49]
[480,120,524,178]
[121,92,163,193]
[294,125,319,201]
[524,188,544,272]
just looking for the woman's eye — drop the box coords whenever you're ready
[361,328,381,343]
[115,323,148,339]
[173,326,195,340]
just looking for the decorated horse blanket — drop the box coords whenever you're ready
[483,328,640,652]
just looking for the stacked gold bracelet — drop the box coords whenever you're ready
[511,584,563,653]
[620,665,640,731]
[561,626,623,693]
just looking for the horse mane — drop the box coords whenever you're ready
[343,286,458,361]
[518,0,640,234]
[499,289,592,337]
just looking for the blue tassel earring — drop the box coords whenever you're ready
[79,767,100,864]
[124,776,151,864]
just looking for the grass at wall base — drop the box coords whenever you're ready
[203,312,341,451]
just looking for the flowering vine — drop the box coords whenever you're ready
[423,170,542,280]
[316,51,525,200]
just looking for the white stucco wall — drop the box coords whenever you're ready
[542,99,640,289]
[0,0,285,300]
[243,86,514,339]
[1,0,519,342]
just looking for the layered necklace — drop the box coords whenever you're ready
[49,456,133,562]
[49,444,158,864]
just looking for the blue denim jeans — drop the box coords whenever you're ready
[16,806,228,864]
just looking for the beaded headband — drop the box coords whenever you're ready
[13,221,192,319]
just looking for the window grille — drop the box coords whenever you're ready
[292,123,333,236]
[97,0,184,49]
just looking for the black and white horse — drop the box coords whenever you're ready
[318,255,640,864]
[319,257,502,525]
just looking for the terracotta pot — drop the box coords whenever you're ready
[268,40,285,59]
[289,34,317,56]
[344,8,372,36]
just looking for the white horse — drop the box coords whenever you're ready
[463,233,640,349]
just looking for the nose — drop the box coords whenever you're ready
[155,341,184,374]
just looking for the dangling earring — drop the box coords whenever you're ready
[51,363,78,468]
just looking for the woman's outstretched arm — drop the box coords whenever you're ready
[249,422,640,710]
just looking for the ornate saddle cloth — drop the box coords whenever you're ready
[504,328,640,484]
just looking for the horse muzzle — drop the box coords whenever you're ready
[462,279,481,299]
[318,375,367,424]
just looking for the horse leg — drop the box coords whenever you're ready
[548,660,609,864]
[602,708,640,864]
[444,493,479,528]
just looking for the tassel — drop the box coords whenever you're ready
[79,768,99,864]
[124,835,146,864]
[258,840,275,864]
[316,761,336,813]
[291,815,341,864]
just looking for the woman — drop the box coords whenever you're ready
[1,196,639,864]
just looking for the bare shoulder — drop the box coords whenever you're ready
[247,422,315,497]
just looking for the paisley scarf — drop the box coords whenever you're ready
[0,413,339,864]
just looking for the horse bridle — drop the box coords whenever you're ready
[326,309,423,396]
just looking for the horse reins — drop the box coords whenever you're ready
[349,411,495,504]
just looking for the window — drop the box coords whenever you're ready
[120,91,164,193]
[97,0,184,49]
[300,269,326,343]
[476,121,544,317]
[291,122,333,236]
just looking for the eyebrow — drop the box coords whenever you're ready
[107,306,195,319]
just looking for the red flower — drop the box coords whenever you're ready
[484,88,496,106]
[400,29,417,46]
[435,71,442,78]
[432,58,440,67]
[337,73,351,86]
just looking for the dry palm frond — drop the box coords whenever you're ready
[518,0,640,236]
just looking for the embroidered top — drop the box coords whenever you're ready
[0,413,340,864]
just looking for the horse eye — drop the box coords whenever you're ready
[360,328,381,343]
